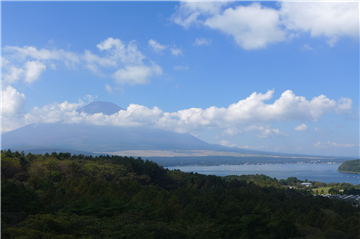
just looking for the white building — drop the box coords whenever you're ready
[301,183,312,187]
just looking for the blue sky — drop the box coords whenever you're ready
[1,1,359,157]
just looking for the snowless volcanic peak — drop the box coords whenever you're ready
[76,101,123,115]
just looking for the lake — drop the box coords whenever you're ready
[167,163,360,185]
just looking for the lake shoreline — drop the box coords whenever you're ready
[337,170,360,175]
[167,163,360,185]
[167,162,341,167]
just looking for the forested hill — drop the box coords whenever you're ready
[338,159,360,174]
[2,150,360,239]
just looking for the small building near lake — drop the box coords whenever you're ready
[301,183,312,187]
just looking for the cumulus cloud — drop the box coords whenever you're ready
[219,140,238,147]
[1,85,26,116]
[1,89,354,134]
[294,124,309,131]
[171,1,231,28]
[193,38,212,46]
[222,125,286,138]
[171,47,183,56]
[165,89,352,132]
[113,64,162,85]
[2,37,163,86]
[24,61,46,83]
[24,100,86,124]
[148,39,167,53]
[256,128,288,138]
[172,2,358,49]
[280,2,359,46]
[3,66,24,86]
[204,3,286,50]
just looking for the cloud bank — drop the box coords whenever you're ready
[2,89,352,134]
[172,2,358,49]
[2,38,163,87]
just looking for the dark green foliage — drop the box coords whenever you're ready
[344,187,360,195]
[338,159,360,174]
[1,150,359,239]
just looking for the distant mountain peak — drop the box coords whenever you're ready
[76,101,123,115]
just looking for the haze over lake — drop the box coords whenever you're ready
[168,163,360,185]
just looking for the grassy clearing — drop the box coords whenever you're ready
[312,187,332,194]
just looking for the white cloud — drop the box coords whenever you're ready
[193,38,212,46]
[148,39,167,53]
[1,89,354,134]
[314,141,355,148]
[24,100,86,125]
[171,1,231,28]
[24,61,46,83]
[302,44,313,51]
[3,66,24,85]
[4,46,80,65]
[113,64,162,85]
[222,125,287,138]
[204,3,286,50]
[222,128,242,136]
[1,85,26,116]
[105,84,113,93]
[256,128,288,138]
[83,50,117,67]
[280,2,359,46]
[172,2,358,49]
[294,123,309,131]
[159,89,352,133]
[173,65,189,71]
[315,127,321,131]
[94,38,146,65]
[3,37,162,86]
[219,140,237,147]
[166,90,351,132]
[171,47,183,56]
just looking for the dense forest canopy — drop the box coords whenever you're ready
[338,159,360,174]
[1,149,360,239]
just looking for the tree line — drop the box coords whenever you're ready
[2,149,359,239]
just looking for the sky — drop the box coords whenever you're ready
[1,1,359,157]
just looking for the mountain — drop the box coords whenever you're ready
[76,101,123,115]
[1,101,255,154]
[2,101,338,162]
[1,123,221,152]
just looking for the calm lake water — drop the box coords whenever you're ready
[167,163,360,185]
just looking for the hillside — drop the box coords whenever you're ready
[338,159,360,174]
[1,123,216,152]
[2,149,359,239]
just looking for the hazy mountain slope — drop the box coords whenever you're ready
[76,101,123,115]
[1,123,219,152]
